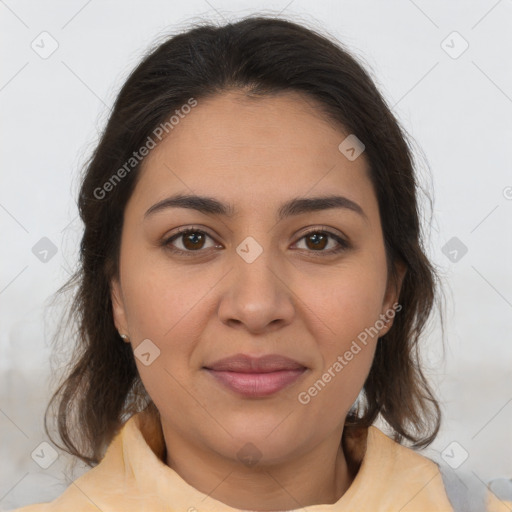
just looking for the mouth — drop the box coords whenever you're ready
[203,353,308,398]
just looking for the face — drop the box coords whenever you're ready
[110,90,404,468]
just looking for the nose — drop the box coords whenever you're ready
[217,244,296,334]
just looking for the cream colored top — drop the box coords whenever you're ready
[12,408,458,511]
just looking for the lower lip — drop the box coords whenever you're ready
[205,368,306,397]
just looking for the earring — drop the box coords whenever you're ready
[379,318,390,338]
[119,333,130,342]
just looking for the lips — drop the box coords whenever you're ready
[204,353,306,373]
[203,354,307,397]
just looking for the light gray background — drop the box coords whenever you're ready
[1,0,511,510]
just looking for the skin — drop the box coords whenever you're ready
[110,90,405,510]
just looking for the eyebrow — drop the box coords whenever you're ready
[144,193,368,223]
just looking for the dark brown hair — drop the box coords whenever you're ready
[46,15,444,467]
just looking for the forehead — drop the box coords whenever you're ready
[147,90,353,168]
[127,91,377,221]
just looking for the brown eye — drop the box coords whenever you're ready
[164,228,218,254]
[294,229,350,255]
[304,232,328,250]
[182,231,206,250]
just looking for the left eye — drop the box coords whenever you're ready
[163,228,349,255]
[294,229,349,253]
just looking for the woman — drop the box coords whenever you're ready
[13,15,460,511]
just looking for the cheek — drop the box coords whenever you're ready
[119,251,222,395]
[120,259,211,400]
[298,282,381,417]
[296,259,386,403]
[120,241,211,336]
[306,262,388,343]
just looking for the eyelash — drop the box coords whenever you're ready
[162,226,350,257]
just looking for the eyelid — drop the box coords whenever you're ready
[298,225,347,240]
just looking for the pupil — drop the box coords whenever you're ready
[308,233,326,250]
[185,232,203,249]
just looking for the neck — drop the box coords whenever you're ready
[162,426,354,511]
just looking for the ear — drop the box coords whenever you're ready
[379,259,407,336]
[110,277,129,337]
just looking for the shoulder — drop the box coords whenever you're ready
[365,425,444,475]
[362,427,510,512]
[5,412,153,512]
[342,425,455,511]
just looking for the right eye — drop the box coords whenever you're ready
[163,228,222,255]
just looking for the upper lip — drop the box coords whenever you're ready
[204,354,306,373]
